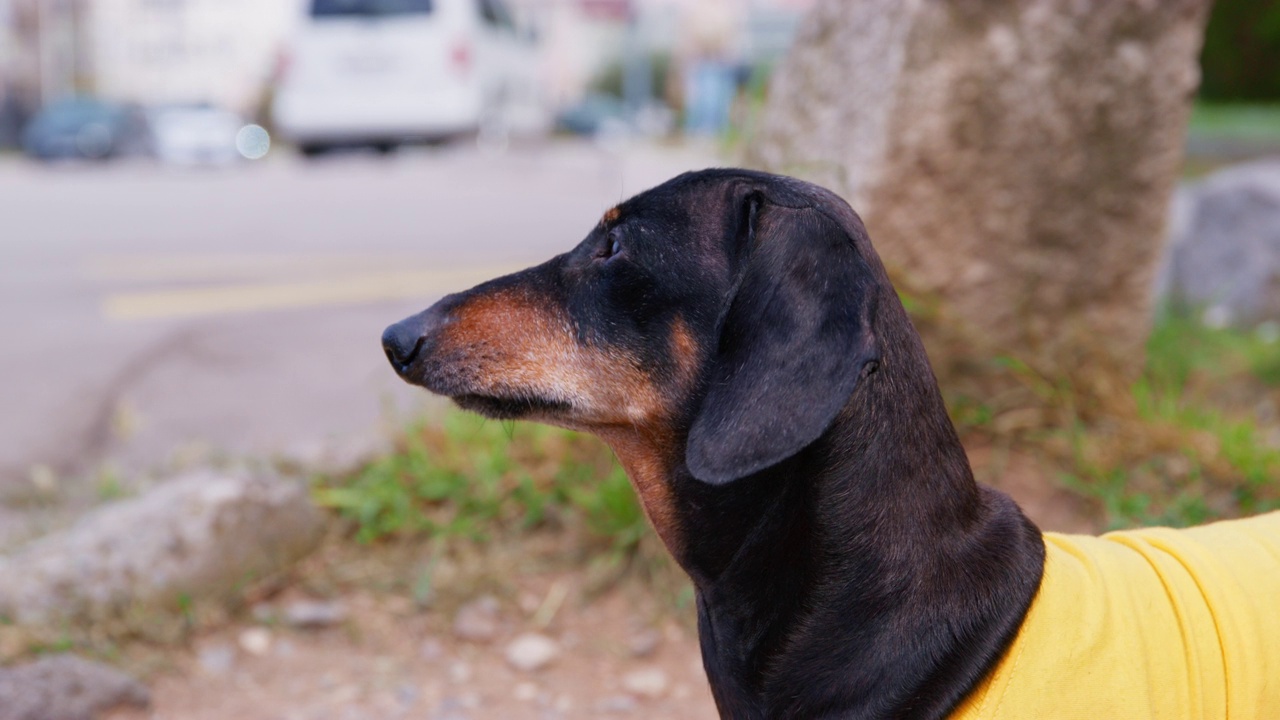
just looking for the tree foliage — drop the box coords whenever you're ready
[1200,0,1280,101]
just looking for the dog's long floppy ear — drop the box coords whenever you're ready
[686,190,881,485]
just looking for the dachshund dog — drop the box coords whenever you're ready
[383,169,1280,719]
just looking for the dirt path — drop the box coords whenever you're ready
[108,534,717,720]
[122,589,714,720]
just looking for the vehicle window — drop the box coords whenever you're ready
[311,0,433,17]
[478,0,514,30]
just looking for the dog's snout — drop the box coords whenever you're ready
[381,320,424,370]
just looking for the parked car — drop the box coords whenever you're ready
[147,104,245,167]
[271,0,544,156]
[0,94,28,150]
[20,99,151,161]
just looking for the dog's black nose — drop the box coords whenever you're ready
[382,318,426,369]
[383,302,457,373]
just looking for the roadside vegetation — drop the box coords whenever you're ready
[1189,104,1280,143]
[951,310,1280,531]
[313,413,667,592]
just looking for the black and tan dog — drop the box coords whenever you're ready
[383,170,1280,719]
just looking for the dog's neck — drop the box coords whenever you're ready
[660,313,1046,720]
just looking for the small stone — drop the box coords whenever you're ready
[238,627,273,656]
[448,661,472,684]
[420,638,445,662]
[396,683,420,708]
[452,595,500,642]
[504,633,560,672]
[328,684,360,704]
[197,644,236,674]
[283,599,348,629]
[597,694,638,714]
[621,667,668,698]
[0,655,150,720]
[28,465,58,495]
[251,603,276,624]
[513,682,539,701]
[626,629,660,658]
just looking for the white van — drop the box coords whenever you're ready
[272,0,543,155]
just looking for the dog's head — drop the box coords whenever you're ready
[384,169,892,494]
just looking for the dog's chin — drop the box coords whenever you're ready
[451,393,572,420]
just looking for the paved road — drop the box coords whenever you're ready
[0,140,717,542]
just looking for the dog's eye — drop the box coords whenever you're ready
[600,231,622,261]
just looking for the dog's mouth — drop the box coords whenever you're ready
[390,346,572,421]
[451,392,572,420]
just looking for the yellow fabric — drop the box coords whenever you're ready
[951,511,1280,720]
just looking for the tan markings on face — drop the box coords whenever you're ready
[602,206,622,225]
[668,315,701,388]
[445,292,696,556]
[444,290,663,425]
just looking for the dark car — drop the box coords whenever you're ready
[0,94,28,149]
[21,99,151,161]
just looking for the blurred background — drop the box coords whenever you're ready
[1,1,1280,718]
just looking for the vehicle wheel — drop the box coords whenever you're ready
[299,143,330,158]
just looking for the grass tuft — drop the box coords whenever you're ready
[1030,312,1280,529]
[314,413,649,559]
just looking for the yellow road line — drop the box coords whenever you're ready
[85,253,440,283]
[103,265,526,321]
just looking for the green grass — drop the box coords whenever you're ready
[1188,102,1280,141]
[315,413,647,556]
[1058,313,1280,529]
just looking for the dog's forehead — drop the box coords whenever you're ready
[605,177,738,234]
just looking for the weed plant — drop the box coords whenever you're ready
[315,413,646,553]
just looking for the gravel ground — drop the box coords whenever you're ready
[108,573,717,720]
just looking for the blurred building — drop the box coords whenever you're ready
[0,0,810,127]
[84,0,301,113]
[3,0,299,115]
[513,0,811,109]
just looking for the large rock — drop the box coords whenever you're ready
[749,0,1212,383]
[0,470,326,629]
[1161,160,1280,328]
[0,655,150,720]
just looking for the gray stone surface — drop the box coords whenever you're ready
[0,469,326,628]
[749,0,1212,381]
[0,655,150,720]
[281,599,349,629]
[504,633,560,672]
[1161,160,1280,327]
[452,595,501,643]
